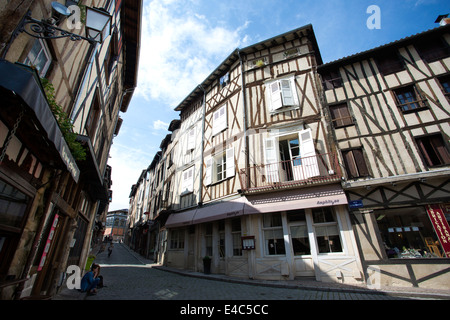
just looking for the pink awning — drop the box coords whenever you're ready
[244,184,347,215]
[165,208,196,228]
[192,197,246,224]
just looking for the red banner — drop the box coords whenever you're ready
[426,205,450,258]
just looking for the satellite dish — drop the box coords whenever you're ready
[51,2,71,16]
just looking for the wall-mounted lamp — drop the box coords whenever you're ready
[13,2,111,45]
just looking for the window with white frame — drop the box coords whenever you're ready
[205,147,235,185]
[312,207,342,253]
[263,213,286,255]
[181,166,194,194]
[266,77,299,112]
[170,229,185,249]
[24,39,52,77]
[212,104,227,135]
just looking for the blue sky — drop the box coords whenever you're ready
[107,0,449,211]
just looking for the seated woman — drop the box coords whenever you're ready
[80,263,101,295]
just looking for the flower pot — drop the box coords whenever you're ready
[203,257,211,274]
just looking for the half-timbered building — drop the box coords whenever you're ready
[0,0,141,299]
[162,25,364,284]
[317,23,450,289]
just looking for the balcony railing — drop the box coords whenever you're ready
[239,153,342,193]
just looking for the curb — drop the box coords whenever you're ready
[152,265,450,300]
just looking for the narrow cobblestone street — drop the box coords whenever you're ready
[54,243,449,303]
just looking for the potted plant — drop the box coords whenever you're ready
[202,256,211,274]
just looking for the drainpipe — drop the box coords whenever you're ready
[237,50,250,190]
[198,84,206,206]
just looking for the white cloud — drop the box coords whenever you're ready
[135,0,249,106]
[108,143,154,210]
[153,119,169,130]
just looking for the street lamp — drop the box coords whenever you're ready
[11,2,112,45]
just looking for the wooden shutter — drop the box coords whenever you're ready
[187,126,195,150]
[226,147,235,178]
[280,79,294,106]
[298,128,319,178]
[205,156,213,185]
[213,104,227,135]
[264,138,279,182]
[182,167,194,193]
[270,81,283,110]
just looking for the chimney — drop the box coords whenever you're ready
[435,14,450,26]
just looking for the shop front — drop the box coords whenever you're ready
[347,175,450,289]
[165,185,364,284]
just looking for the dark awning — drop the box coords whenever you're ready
[0,60,80,182]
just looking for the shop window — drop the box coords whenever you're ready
[415,35,450,63]
[263,213,285,255]
[231,218,242,256]
[329,103,354,128]
[312,207,342,253]
[393,85,428,113]
[288,210,310,256]
[170,229,185,250]
[415,134,450,167]
[376,207,446,258]
[342,148,370,179]
[374,49,405,76]
[321,69,343,90]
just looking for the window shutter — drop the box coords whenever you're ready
[298,128,315,158]
[226,147,235,178]
[281,79,295,106]
[264,138,279,182]
[182,167,194,193]
[270,81,283,110]
[298,128,319,178]
[353,149,369,177]
[187,126,195,150]
[213,105,227,135]
[205,156,213,185]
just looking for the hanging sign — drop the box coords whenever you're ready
[241,236,255,250]
[426,205,450,258]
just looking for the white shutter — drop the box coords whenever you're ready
[280,79,294,106]
[187,126,195,150]
[290,77,299,106]
[264,138,279,182]
[182,167,194,193]
[226,147,235,178]
[298,129,319,178]
[270,81,283,110]
[205,156,213,185]
[213,105,227,135]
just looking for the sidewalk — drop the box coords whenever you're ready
[54,245,450,300]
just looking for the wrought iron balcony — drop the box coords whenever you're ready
[239,153,342,193]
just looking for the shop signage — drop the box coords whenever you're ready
[38,214,59,271]
[426,205,450,258]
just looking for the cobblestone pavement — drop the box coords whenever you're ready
[54,243,450,302]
